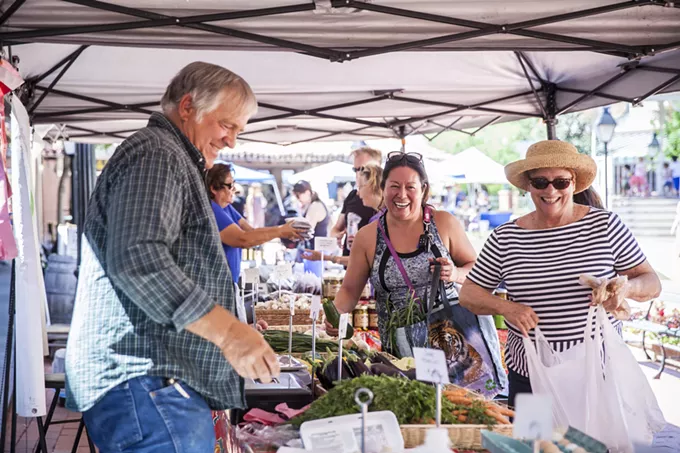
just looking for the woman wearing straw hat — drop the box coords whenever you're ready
[459,140,661,408]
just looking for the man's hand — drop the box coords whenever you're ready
[500,301,539,337]
[279,222,306,241]
[255,319,269,332]
[219,321,280,383]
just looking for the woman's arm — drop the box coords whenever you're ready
[333,225,374,314]
[434,210,477,284]
[305,201,326,230]
[301,249,349,266]
[219,222,302,249]
[459,280,539,337]
[619,260,661,302]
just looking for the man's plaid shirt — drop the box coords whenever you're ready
[65,113,244,412]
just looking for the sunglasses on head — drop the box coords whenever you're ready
[352,166,365,173]
[529,177,573,190]
[386,151,423,166]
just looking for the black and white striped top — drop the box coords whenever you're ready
[467,208,646,377]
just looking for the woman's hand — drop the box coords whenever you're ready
[499,302,539,337]
[429,257,459,284]
[255,319,269,332]
[593,281,630,313]
[279,222,306,241]
[325,318,339,336]
[301,249,322,261]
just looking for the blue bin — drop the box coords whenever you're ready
[480,212,512,228]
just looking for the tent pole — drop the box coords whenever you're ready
[545,83,558,140]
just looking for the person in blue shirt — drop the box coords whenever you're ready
[207,163,305,324]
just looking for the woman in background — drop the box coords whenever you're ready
[293,180,331,249]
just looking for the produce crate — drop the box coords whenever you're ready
[401,423,514,450]
[256,308,324,326]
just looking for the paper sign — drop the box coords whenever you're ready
[244,267,260,285]
[274,263,293,280]
[338,313,350,338]
[314,236,337,253]
[310,295,321,321]
[413,348,450,384]
[289,298,296,316]
[513,394,553,441]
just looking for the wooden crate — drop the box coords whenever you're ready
[400,423,513,450]
[256,309,324,326]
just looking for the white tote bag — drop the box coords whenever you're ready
[524,306,665,452]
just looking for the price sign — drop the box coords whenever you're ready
[310,295,322,321]
[413,348,450,384]
[289,298,295,316]
[244,267,260,285]
[338,313,350,338]
[512,394,553,441]
[314,236,337,253]
[274,263,293,280]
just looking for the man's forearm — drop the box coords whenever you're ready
[185,305,240,350]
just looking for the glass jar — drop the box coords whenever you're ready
[353,306,369,331]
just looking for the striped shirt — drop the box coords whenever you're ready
[467,208,646,377]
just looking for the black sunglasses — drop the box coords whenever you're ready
[352,166,365,173]
[529,177,573,190]
[386,151,423,166]
[221,182,234,190]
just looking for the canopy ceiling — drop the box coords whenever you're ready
[6,0,680,145]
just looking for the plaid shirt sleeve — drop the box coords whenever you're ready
[106,146,216,332]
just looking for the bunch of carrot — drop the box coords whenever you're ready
[443,388,514,425]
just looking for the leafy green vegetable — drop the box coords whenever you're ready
[292,375,464,427]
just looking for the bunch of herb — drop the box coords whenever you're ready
[291,375,460,427]
[383,291,427,354]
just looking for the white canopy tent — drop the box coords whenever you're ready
[287,160,355,184]
[5,1,680,145]
[445,147,509,184]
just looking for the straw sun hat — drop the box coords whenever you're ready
[504,140,597,194]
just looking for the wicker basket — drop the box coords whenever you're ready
[256,309,325,326]
[400,423,513,450]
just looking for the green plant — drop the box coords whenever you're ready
[664,109,680,158]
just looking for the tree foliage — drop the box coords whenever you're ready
[664,108,680,158]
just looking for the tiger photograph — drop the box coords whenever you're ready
[428,319,493,387]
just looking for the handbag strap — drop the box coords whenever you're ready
[377,218,417,298]
[377,205,435,306]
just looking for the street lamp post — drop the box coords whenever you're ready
[648,132,661,194]
[596,107,617,208]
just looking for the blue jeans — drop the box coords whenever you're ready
[83,376,215,453]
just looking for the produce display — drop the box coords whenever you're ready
[323,298,354,339]
[255,293,313,311]
[291,375,510,428]
[263,330,340,353]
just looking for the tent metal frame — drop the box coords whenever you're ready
[3,0,680,142]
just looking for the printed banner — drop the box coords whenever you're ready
[11,95,47,417]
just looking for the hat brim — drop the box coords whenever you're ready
[504,153,597,194]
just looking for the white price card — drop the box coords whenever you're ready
[274,263,293,280]
[243,267,260,285]
[310,295,322,321]
[314,236,337,253]
[512,394,553,441]
[338,313,350,338]
[290,298,295,316]
[413,348,450,384]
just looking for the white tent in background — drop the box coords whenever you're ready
[287,161,355,185]
[444,147,508,184]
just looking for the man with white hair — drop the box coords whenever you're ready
[65,62,280,452]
